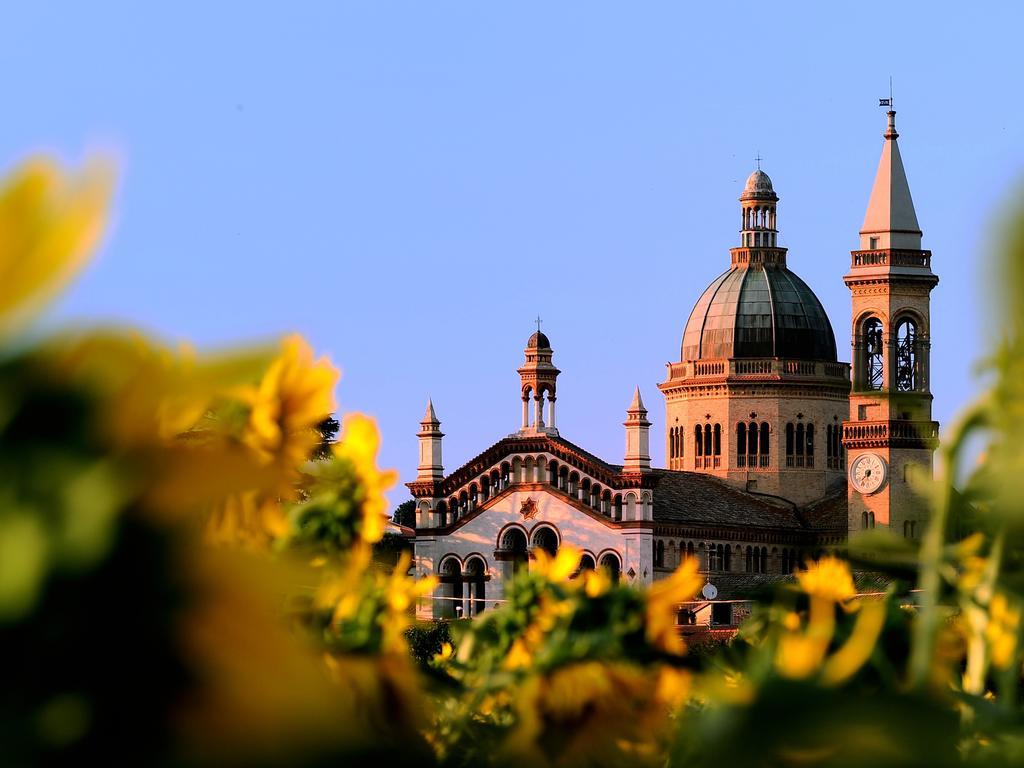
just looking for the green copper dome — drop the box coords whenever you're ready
[681,265,838,362]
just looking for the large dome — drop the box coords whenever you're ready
[681,265,838,362]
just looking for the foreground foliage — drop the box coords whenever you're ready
[2,156,1024,766]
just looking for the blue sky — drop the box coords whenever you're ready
[7,3,1023,506]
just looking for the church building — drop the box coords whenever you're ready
[408,110,939,620]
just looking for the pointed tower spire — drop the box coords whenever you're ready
[623,386,651,473]
[860,111,921,250]
[423,398,438,424]
[416,398,444,482]
[628,386,646,413]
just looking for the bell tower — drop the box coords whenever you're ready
[843,110,939,539]
[517,326,560,436]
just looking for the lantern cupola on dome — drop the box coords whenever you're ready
[679,168,838,363]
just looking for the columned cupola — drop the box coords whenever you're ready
[739,169,780,245]
[517,329,560,435]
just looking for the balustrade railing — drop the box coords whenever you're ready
[851,249,932,269]
[842,420,940,445]
[673,358,851,382]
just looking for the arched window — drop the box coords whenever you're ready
[760,423,770,466]
[600,552,621,583]
[786,423,795,466]
[864,317,884,390]
[895,318,918,392]
[759,547,768,574]
[736,422,747,467]
[436,500,448,527]
[533,526,559,556]
[862,511,869,530]
[694,425,703,458]
[795,423,805,467]
[578,553,596,573]
[655,540,665,567]
[501,528,529,574]
[708,544,718,571]
[806,424,815,468]
[745,546,753,573]
[869,512,876,529]
[613,494,623,521]
[723,544,732,571]
[713,423,722,455]
[439,556,463,619]
[826,424,837,469]
[748,422,758,460]
[464,557,487,617]
[703,424,713,467]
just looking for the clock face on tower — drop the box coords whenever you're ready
[850,453,888,495]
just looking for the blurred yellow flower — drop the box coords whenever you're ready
[433,642,454,665]
[646,557,701,655]
[205,491,287,551]
[986,592,1020,669]
[505,639,532,670]
[584,567,611,598]
[820,599,887,685]
[776,633,828,680]
[531,545,581,583]
[653,666,692,709]
[0,156,112,335]
[332,414,397,544]
[239,334,339,469]
[796,556,856,604]
[504,662,672,767]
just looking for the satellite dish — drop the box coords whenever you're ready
[701,583,718,600]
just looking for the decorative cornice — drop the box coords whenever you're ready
[415,481,649,536]
[652,522,841,545]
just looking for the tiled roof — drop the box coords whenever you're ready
[546,433,621,475]
[800,484,849,531]
[651,469,805,530]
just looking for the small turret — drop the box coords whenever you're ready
[416,398,444,482]
[623,387,651,473]
[517,325,560,435]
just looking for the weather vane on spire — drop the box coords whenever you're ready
[535,315,542,333]
[879,76,894,108]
